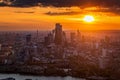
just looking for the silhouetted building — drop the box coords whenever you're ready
[0,44,2,51]
[54,23,63,45]
[44,36,49,46]
[14,34,23,49]
[36,30,39,43]
[26,34,32,44]
[70,32,76,43]
[62,31,67,45]
[48,32,54,43]
[77,30,81,42]
[104,36,110,48]
[44,32,54,46]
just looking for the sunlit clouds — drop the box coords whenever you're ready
[0,6,120,31]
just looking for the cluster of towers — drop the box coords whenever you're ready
[44,23,67,46]
[14,23,68,64]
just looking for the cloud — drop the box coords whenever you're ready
[86,7,120,15]
[11,0,38,7]
[0,0,38,7]
[1,0,120,15]
[0,0,120,8]
[14,11,34,13]
[38,0,120,8]
[45,11,82,16]
[0,2,7,6]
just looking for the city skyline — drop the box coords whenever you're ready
[0,23,120,79]
[1,0,120,79]
[0,0,120,31]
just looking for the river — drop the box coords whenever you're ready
[0,74,86,80]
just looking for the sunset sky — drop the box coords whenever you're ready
[0,0,120,31]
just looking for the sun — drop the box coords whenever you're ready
[83,15,95,22]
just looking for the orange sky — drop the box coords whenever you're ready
[0,6,120,31]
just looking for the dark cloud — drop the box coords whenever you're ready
[38,0,120,8]
[87,7,120,15]
[11,0,38,7]
[0,0,120,8]
[14,11,34,13]
[45,11,82,16]
[1,0,120,15]
[0,2,7,6]
[0,0,38,7]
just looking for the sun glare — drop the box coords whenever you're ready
[83,15,95,22]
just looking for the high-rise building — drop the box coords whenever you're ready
[70,32,76,43]
[44,32,54,46]
[14,34,23,50]
[0,44,1,51]
[26,34,32,44]
[36,30,39,43]
[54,23,63,45]
[44,36,49,46]
[62,31,67,45]
[77,30,81,42]
[48,33,54,43]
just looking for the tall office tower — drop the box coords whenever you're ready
[44,36,49,46]
[44,32,54,46]
[70,32,76,43]
[26,34,32,44]
[62,31,67,45]
[77,30,81,42]
[14,34,23,49]
[36,30,39,43]
[14,34,24,64]
[48,32,54,43]
[104,36,110,48]
[54,23,63,45]
[0,44,2,51]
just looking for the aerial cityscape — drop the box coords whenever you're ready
[1,0,120,80]
[0,23,120,80]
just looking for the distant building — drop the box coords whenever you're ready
[54,23,63,45]
[36,30,39,43]
[62,31,67,45]
[70,32,76,43]
[48,32,54,43]
[99,48,108,69]
[44,36,49,46]
[44,32,54,46]
[14,34,23,49]
[0,44,2,51]
[77,30,81,42]
[26,34,32,44]
[16,48,26,64]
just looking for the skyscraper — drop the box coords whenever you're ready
[54,23,63,45]
[70,32,76,43]
[0,44,2,51]
[36,30,39,43]
[26,34,32,44]
[14,34,23,50]
[62,31,67,45]
[77,30,81,42]
[44,36,49,46]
